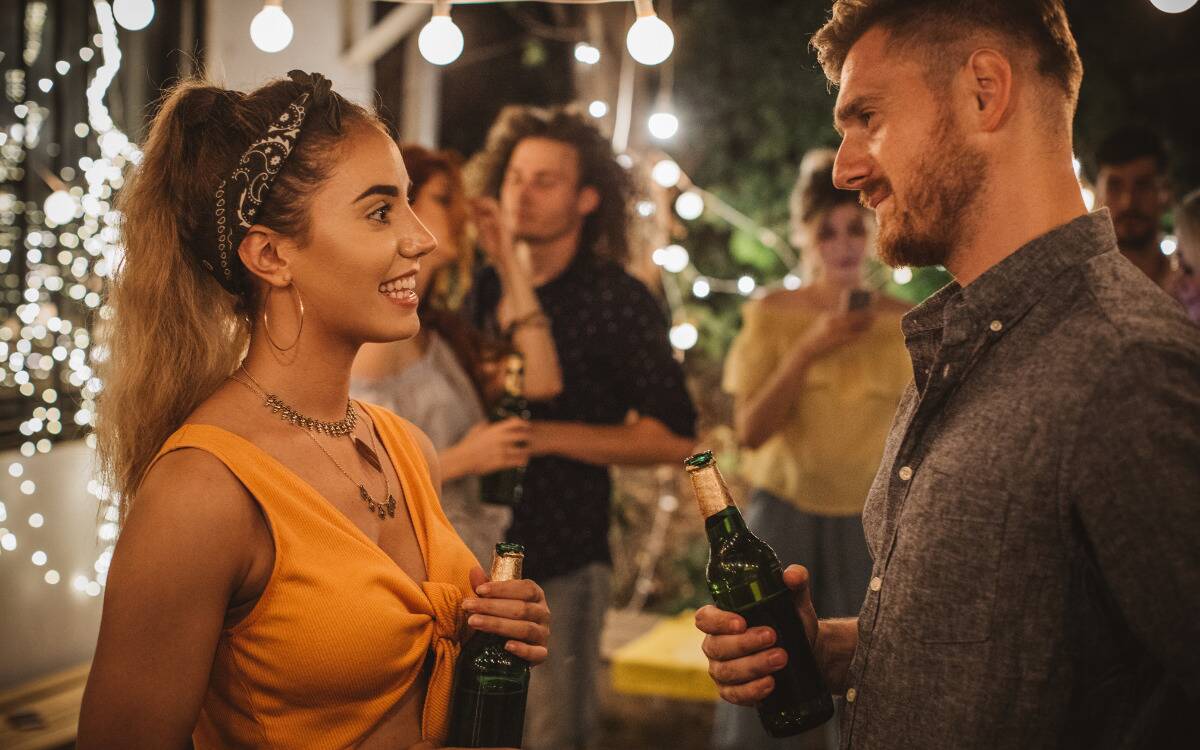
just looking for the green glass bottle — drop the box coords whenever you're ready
[685,451,834,737]
[447,543,530,748]
[481,353,530,507]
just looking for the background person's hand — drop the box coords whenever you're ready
[795,309,874,361]
[695,564,820,706]
[461,566,550,665]
[455,418,531,476]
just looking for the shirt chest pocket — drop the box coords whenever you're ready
[884,465,1011,644]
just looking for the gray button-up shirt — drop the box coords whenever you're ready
[842,210,1200,749]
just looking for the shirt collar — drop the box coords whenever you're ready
[902,210,1117,343]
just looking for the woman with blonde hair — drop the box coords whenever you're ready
[716,149,911,750]
[353,145,563,564]
[77,71,549,749]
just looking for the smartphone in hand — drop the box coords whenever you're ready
[846,288,873,312]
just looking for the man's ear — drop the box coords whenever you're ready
[576,185,601,218]
[237,226,294,286]
[964,48,1014,133]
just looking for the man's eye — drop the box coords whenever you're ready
[861,111,875,127]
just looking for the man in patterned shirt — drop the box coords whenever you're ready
[696,1,1199,748]
[467,106,698,750]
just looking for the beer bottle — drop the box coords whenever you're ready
[685,451,834,737]
[481,353,530,506]
[447,543,531,748]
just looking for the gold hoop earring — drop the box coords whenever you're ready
[263,282,304,352]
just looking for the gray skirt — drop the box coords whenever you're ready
[711,488,873,750]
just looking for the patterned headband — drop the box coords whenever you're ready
[201,70,335,295]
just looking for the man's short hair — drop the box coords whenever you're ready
[465,105,633,264]
[810,0,1083,109]
[1095,126,1168,174]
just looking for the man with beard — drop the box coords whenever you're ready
[1094,127,1196,318]
[695,2,1200,749]
[1094,127,1171,285]
[465,106,698,750]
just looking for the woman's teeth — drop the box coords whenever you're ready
[379,276,416,300]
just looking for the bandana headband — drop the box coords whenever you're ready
[201,70,334,295]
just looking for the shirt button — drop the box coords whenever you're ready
[989,320,1004,332]
[898,466,913,481]
[846,687,858,703]
[870,576,883,592]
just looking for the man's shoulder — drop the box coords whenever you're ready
[1063,249,1200,368]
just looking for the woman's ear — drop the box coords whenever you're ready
[238,226,293,287]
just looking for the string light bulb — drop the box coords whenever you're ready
[1149,0,1198,13]
[651,158,682,188]
[112,0,155,31]
[669,322,699,351]
[648,111,679,140]
[674,191,704,220]
[574,42,601,65]
[627,0,674,66]
[419,1,464,66]
[250,1,294,54]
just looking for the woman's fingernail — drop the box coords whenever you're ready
[769,651,787,668]
[758,629,775,646]
[476,584,491,596]
[461,599,477,611]
[468,615,481,627]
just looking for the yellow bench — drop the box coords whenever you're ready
[609,609,719,702]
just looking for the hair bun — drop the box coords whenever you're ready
[287,70,340,129]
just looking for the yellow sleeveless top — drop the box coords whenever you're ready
[149,402,477,749]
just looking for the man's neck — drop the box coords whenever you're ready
[527,229,583,287]
[1120,244,1170,287]
[948,151,1088,287]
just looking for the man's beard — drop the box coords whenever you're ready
[867,111,988,269]
[1112,212,1158,254]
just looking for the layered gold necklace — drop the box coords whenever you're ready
[231,366,397,520]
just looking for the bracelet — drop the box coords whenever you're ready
[503,310,550,337]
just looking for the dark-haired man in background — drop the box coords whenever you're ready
[1094,126,1195,315]
[467,105,697,750]
[695,2,1200,748]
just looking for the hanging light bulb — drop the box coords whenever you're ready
[669,322,699,351]
[250,1,294,54]
[113,0,155,31]
[648,111,679,140]
[627,0,674,66]
[651,159,682,188]
[419,0,464,66]
[692,278,711,299]
[588,100,609,118]
[1148,0,1198,13]
[674,190,704,220]
[574,42,601,65]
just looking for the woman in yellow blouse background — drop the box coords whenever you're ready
[715,149,911,750]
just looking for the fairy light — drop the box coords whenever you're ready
[1,1,132,593]
[574,42,601,65]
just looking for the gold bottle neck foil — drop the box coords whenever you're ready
[490,551,524,582]
[686,462,736,518]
